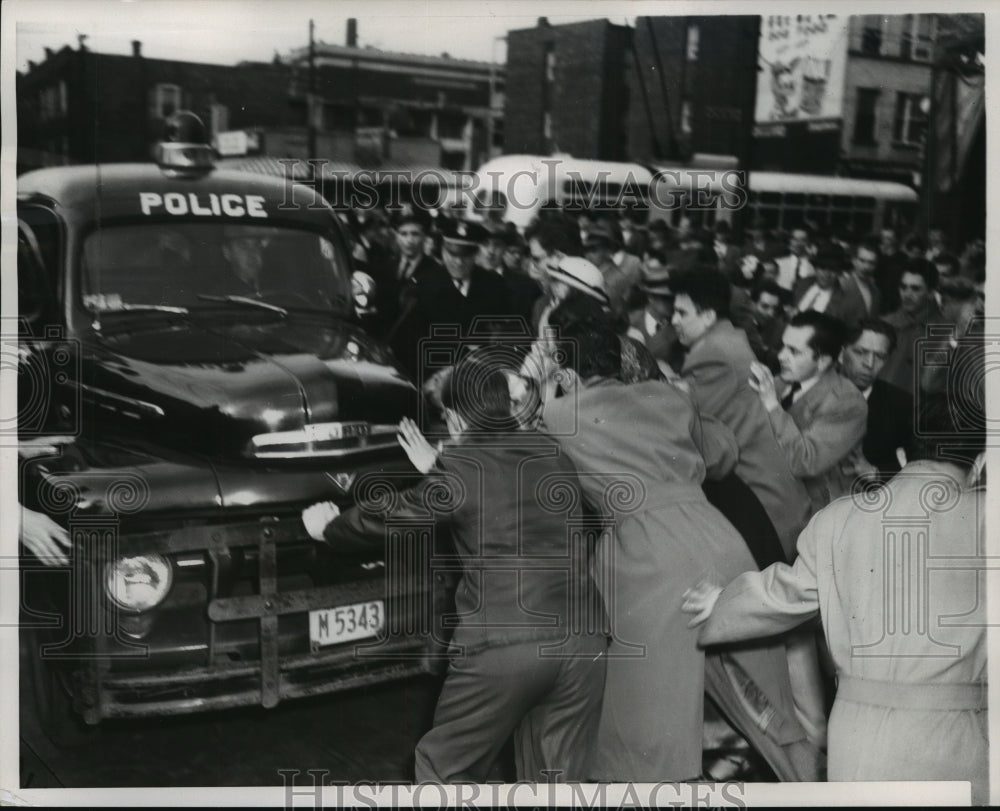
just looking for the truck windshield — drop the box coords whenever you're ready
[80,222,352,315]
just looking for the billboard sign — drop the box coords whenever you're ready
[755,14,849,123]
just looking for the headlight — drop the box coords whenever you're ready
[104,554,173,612]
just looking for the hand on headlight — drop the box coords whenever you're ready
[302,501,340,542]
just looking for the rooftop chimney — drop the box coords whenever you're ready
[538,17,550,27]
[132,40,142,57]
[346,19,358,48]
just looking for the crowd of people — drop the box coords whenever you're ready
[18,191,987,793]
[307,202,988,795]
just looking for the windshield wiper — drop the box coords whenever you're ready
[98,303,190,315]
[196,295,288,317]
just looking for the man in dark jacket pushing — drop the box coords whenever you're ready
[302,355,606,783]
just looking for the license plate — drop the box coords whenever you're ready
[309,600,384,648]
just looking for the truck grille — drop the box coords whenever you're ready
[248,422,399,459]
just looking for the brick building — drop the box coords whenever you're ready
[627,16,759,164]
[17,41,298,173]
[503,18,632,161]
[503,16,759,164]
[17,26,504,174]
[839,14,937,183]
[282,34,502,170]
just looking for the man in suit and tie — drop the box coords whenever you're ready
[774,227,815,292]
[840,239,881,319]
[374,209,442,340]
[749,310,868,515]
[838,319,914,481]
[791,243,861,327]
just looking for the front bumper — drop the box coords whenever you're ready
[27,515,454,723]
[97,634,430,719]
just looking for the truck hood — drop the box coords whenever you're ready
[19,436,419,521]
[79,317,418,459]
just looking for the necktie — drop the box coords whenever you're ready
[857,277,873,314]
[781,382,801,410]
[798,284,822,313]
[794,256,802,280]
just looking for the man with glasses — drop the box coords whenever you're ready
[525,218,585,333]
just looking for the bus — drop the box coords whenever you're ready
[647,167,919,237]
[473,154,919,237]
[471,154,654,230]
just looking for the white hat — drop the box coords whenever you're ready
[547,256,609,304]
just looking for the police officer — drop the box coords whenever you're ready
[394,218,510,384]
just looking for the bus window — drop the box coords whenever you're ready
[806,194,831,230]
[830,209,853,232]
[854,211,875,235]
[783,208,806,230]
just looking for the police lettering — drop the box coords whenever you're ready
[139,192,268,218]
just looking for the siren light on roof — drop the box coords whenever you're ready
[155,110,215,174]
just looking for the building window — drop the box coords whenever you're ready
[543,111,552,140]
[680,99,692,135]
[39,80,67,121]
[901,14,935,61]
[860,16,886,57]
[853,88,880,144]
[210,103,230,135]
[545,44,556,82]
[438,113,466,140]
[893,92,929,146]
[686,24,700,61]
[150,83,182,118]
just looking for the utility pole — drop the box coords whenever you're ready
[308,19,317,159]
